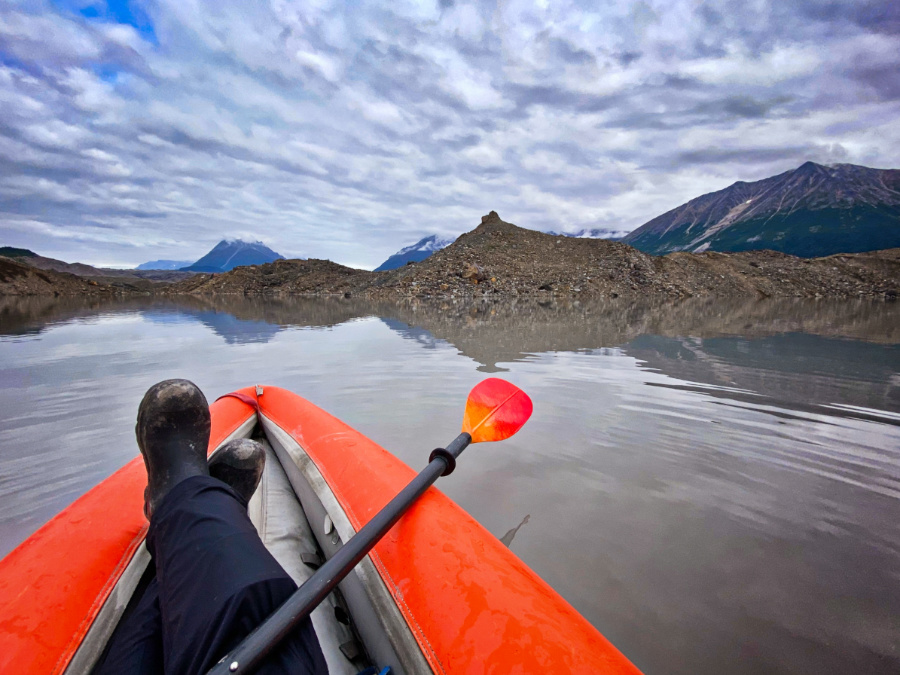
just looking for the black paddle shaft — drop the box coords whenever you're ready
[207,432,473,675]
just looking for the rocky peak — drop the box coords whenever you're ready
[470,211,522,238]
[796,160,825,174]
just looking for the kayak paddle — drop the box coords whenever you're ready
[208,377,533,675]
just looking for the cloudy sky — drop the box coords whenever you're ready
[0,0,898,268]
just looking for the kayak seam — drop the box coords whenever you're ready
[320,468,446,675]
[53,524,148,675]
[368,548,448,675]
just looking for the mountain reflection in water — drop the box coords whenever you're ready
[3,294,895,412]
[0,294,897,675]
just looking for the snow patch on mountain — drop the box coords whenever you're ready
[395,235,455,255]
[375,235,455,271]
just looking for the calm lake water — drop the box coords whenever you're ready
[1,294,898,674]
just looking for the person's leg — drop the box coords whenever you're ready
[137,380,326,674]
[93,576,164,675]
[148,475,326,674]
[97,435,283,675]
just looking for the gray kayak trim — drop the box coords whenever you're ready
[247,439,359,675]
[66,542,152,675]
[66,415,258,675]
[260,413,434,675]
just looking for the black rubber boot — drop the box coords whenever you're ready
[208,438,266,504]
[136,379,211,519]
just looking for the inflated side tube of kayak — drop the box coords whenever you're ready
[0,386,642,674]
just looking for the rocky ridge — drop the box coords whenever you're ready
[4,212,898,299]
[168,212,899,301]
[169,258,361,296]
[0,256,128,296]
[1,249,193,288]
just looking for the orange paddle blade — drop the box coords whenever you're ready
[462,378,533,443]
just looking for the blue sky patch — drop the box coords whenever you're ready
[91,63,120,82]
[54,0,158,44]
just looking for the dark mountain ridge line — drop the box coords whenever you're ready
[165,212,899,301]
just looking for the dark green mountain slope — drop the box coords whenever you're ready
[624,162,900,257]
[0,247,37,258]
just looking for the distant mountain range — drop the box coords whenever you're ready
[547,228,630,240]
[0,247,192,285]
[179,240,284,272]
[374,235,455,271]
[0,240,284,279]
[623,161,900,257]
[137,259,194,271]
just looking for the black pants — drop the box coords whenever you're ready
[96,476,328,674]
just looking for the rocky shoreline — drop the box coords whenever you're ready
[3,212,899,300]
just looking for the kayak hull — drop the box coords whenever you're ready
[0,386,641,674]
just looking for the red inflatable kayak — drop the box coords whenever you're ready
[0,385,641,674]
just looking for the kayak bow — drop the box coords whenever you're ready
[0,385,641,674]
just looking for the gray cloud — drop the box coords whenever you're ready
[0,0,898,268]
